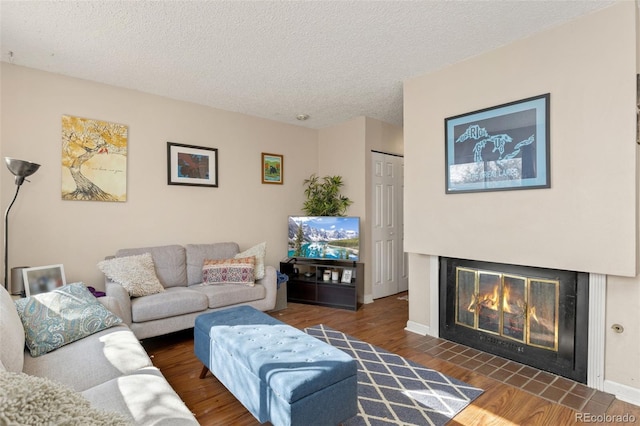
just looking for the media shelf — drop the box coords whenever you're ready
[280,259,364,311]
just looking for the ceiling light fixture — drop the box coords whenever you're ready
[296,114,310,121]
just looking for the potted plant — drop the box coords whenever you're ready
[302,174,353,216]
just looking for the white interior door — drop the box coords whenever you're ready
[372,151,405,299]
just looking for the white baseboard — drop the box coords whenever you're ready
[604,380,640,406]
[405,320,430,336]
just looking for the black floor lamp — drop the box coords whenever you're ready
[4,157,40,293]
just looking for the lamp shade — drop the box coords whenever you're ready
[5,158,40,185]
[3,157,40,293]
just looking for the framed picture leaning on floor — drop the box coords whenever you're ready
[22,264,66,297]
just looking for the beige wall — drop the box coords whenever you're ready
[602,0,640,397]
[364,118,404,302]
[405,2,636,277]
[0,64,403,303]
[318,118,367,299]
[318,117,403,301]
[1,64,318,289]
[404,1,640,395]
[364,118,403,156]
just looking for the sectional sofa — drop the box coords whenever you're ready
[0,283,198,425]
[0,241,276,424]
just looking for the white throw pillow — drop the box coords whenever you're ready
[0,371,129,425]
[98,253,165,297]
[235,242,266,280]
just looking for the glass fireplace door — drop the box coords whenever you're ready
[455,266,559,352]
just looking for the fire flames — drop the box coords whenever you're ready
[465,283,556,337]
[457,272,558,351]
[467,285,500,312]
[467,284,528,318]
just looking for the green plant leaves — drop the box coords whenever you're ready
[302,173,353,216]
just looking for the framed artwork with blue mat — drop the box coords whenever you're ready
[305,325,484,426]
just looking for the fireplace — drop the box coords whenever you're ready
[439,257,589,383]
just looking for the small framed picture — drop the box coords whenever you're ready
[261,153,283,184]
[23,264,66,297]
[341,269,353,283]
[167,142,218,187]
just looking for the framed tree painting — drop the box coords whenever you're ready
[445,94,550,194]
[262,153,283,184]
[61,115,128,202]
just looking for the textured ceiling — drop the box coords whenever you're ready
[0,0,615,129]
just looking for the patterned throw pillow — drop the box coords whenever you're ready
[14,283,123,357]
[202,256,255,286]
[97,252,165,297]
[235,242,266,280]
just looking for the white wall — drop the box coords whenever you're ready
[404,1,640,397]
[0,64,318,289]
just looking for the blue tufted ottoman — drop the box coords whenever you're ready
[194,306,357,426]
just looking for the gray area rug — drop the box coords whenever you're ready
[304,324,483,426]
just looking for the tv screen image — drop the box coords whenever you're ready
[288,216,360,261]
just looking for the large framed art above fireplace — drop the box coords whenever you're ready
[439,257,589,383]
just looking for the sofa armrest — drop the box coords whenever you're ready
[97,295,125,320]
[105,281,132,325]
[256,265,277,311]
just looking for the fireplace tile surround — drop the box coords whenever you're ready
[417,254,611,407]
[412,333,615,414]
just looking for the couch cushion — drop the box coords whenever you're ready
[98,253,165,297]
[22,324,152,392]
[0,286,24,373]
[116,245,187,288]
[14,283,122,357]
[186,242,239,285]
[82,367,198,425]
[190,283,266,309]
[131,287,208,322]
[202,256,255,286]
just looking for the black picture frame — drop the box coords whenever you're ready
[445,94,550,194]
[167,142,218,187]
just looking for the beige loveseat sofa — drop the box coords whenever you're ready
[0,284,198,425]
[103,242,277,340]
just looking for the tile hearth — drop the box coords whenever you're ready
[414,335,615,415]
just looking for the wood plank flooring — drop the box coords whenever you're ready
[142,293,640,425]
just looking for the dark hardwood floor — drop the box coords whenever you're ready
[142,293,640,425]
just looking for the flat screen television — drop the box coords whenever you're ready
[288,216,360,261]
